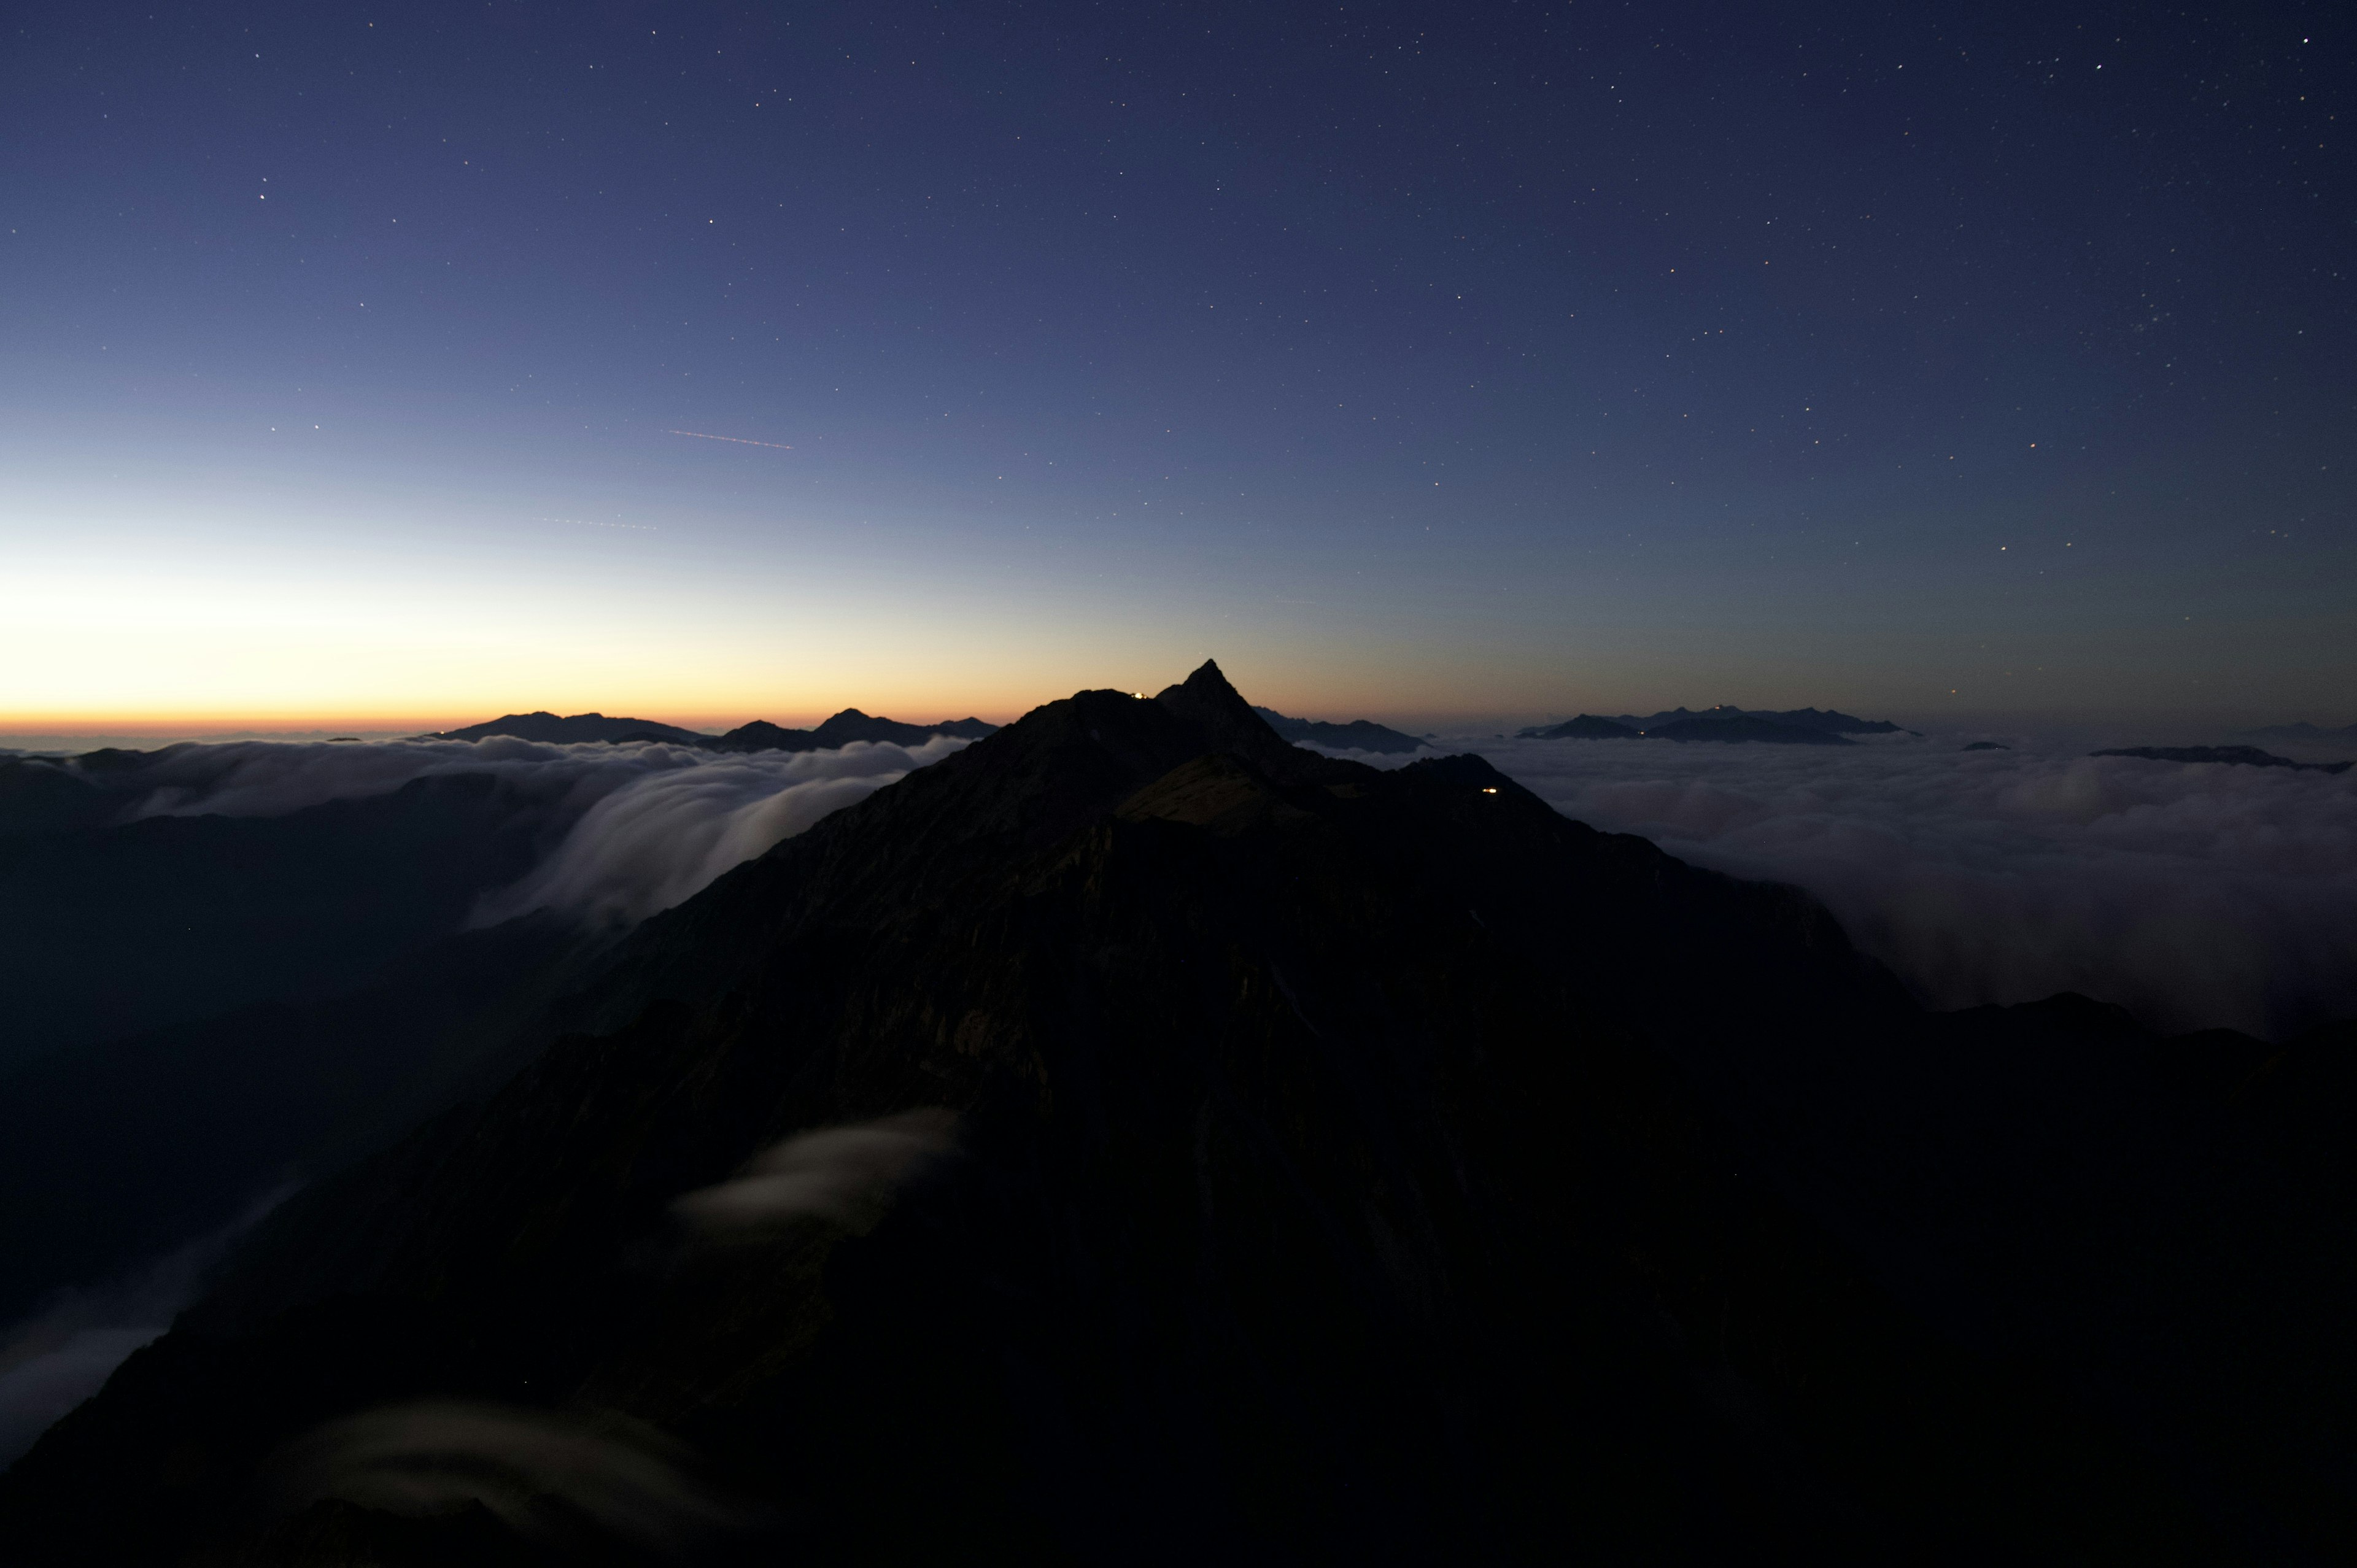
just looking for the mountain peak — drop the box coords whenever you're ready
[1153,658,1328,782]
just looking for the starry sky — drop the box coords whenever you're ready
[2,1,2347,731]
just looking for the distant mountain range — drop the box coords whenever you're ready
[705,709,998,752]
[1250,705,1426,754]
[432,711,711,745]
[1518,705,1906,745]
[434,709,997,750]
[2094,745,2354,775]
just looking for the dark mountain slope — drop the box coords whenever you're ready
[0,757,114,835]
[0,772,575,1068]
[0,913,611,1328]
[4,664,2347,1564]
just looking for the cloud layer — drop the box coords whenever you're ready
[1423,736,2357,1039]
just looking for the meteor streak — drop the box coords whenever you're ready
[666,429,794,450]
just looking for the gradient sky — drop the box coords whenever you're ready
[3,1,2348,731]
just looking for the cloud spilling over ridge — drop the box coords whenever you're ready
[108,735,730,821]
[1412,736,2357,1039]
[48,732,967,929]
[473,739,966,927]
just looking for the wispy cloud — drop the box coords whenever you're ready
[673,1110,961,1238]
[269,1401,754,1557]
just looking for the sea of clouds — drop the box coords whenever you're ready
[1328,735,2355,1040]
[35,722,2357,1038]
[47,724,2357,1037]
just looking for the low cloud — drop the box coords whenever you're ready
[673,1110,961,1239]
[473,740,965,926]
[269,1400,751,1556]
[0,1183,295,1465]
[1433,736,2357,1039]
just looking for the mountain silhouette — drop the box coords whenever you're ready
[1250,705,1425,754]
[433,712,714,745]
[707,709,997,752]
[2096,744,2354,774]
[431,709,997,752]
[4,662,2352,1563]
[1516,714,1642,739]
[1518,705,1897,743]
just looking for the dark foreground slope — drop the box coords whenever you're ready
[0,771,578,1067]
[0,913,609,1329]
[5,665,2352,1564]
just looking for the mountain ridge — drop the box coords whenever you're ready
[433,709,998,751]
[5,660,2351,1563]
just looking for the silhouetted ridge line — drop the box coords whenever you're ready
[432,709,999,751]
[433,711,714,745]
[1250,705,1426,754]
[1518,703,1904,743]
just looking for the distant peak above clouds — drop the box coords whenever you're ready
[1517,705,1911,745]
[432,712,713,746]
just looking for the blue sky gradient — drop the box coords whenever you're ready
[4,1,2348,728]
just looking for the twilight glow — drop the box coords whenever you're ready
[1,4,2347,736]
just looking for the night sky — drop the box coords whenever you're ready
[4,1,2347,728]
